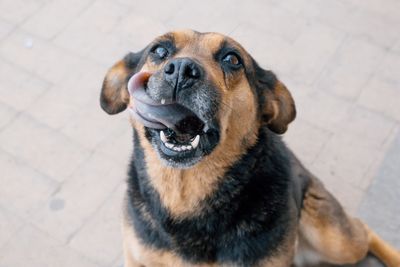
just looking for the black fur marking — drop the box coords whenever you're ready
[126,127,298,266]
[245,58,278,122]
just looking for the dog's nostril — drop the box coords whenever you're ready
[187,66,200,79]
[164,63,175,75]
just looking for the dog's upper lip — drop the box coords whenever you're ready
[127,72,204,133]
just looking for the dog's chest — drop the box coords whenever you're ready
[127,130,296,265]
[128,188,292,266]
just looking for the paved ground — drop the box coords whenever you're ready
[0,0,399,266]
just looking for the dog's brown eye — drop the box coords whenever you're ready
[222,53,241,67]
[154,46,168,59]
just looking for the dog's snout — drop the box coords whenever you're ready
[164,58,202,90]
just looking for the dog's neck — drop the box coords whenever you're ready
[131,125,259,217]
[130,126,290,219]
[127,127,293,264]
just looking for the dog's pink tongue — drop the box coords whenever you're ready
[127,72,159,105]
[127,72,202,133]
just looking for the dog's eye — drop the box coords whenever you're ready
[153,46,169,59]
[222,53,242,67]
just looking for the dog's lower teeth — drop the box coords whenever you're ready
[161,133,200,152]
[164,142,194,152]
[165,142,174,149]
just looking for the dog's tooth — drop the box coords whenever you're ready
[161,98,166,104]
[160,131,168,143]
[191,135,200,148]
[185,145,192,150]
[165,142,174,149]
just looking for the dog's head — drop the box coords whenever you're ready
[100,30,296,168]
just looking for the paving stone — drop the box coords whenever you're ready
[335,7,400,49]
[285,23,345,85]
[21,0,94,40]
[357,51,400,122]
[298,90,353,133]
[0,30,90,84]
[0,18,14,40]
[348,0,400,25]
[358,130,400,248]
[0,0,48,24]
[165,0,241,34]
[393,38,400,54]
[377,51,400,85]
[0,114,91,182]
[93,122,132,165]
[230,23,293,76]
[60,104,129,151]
[0,59,50,111]
[69,183,125,266]
[0,28,92,83]
[27,63,106,130]
[297,0,359,31]
[31,152,126,242]
[310,106,396,194]
[112,14,169,51]
[0,205,24,249]
[0,224,98,267]
[53,0,130,64]
[111,255,124,267]
[236,0,308,43]
[275,0,315,14]
[0,150,58,219]
[284,119,332,165]
[0,102,17,130]
[358,76,400,122]
[111,0,183,23]
[296,0,399,49]
[315,37,386,101]
[283,79,317,104]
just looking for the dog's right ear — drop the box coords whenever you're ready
[100,51,144,115]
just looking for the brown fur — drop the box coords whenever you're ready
[263,80,296,134]
[297,176,369,265]
[101,60,131,114]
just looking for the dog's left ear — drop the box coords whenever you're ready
[255,64,296,134]
[100,51,144,115]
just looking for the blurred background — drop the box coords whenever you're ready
[0,0,399,266]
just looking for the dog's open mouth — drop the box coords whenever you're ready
[159,124,201,152]
[127,72,211,162]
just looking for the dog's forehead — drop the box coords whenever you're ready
[155,30,242,57]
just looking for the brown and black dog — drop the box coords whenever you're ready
[100,30,400,267]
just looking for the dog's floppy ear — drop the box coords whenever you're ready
[255,63,296,134]
[100,51,144,115]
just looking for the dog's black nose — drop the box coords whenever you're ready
[164,58,202,91]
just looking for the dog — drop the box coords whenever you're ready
[100,30,400,267]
